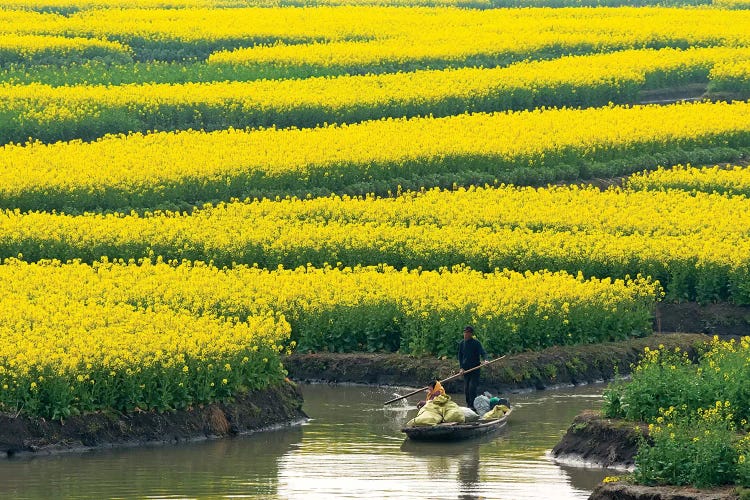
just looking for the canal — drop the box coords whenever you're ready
[0,384,611,499]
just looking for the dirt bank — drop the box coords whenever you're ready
[554,413,745,499]
[657,302,750,336]
[551,409,647,469]
[285,333,709,394]
[0,380,306,458]
[589,482,740,500]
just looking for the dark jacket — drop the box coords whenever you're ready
[458,338,487,370]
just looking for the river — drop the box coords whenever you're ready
[0,383,612,499]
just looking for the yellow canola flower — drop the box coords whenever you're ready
[0,277,290,418]
[1,46,748,144]
[2,7,750,71]
[2,170,750,302]
[0,259,660,357]
[0,0,492,7]
[708,58,750,94]
[206,7,750,68]
[0,100,749,211]
[0,34,132,65]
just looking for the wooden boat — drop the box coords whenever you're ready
[401,408,512,442]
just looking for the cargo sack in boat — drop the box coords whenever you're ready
[473,395,491,417]
[461,407,480,422]
[406,400,443,426]
[480,404,509,420]
[430,394,465,424]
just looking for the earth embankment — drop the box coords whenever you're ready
[0,381,306,458]
[285,333,709,394]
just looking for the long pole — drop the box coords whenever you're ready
[382,355,506,406]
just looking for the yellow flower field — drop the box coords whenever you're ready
[0,34,132,66]
[1,47,747,144]
[0,258,658,417]
[0,274,290,418]
[627,164,750,196]
[1,175,749,303]
[2,0,749,419]
[0,100,747,210]
[2,7,749,67]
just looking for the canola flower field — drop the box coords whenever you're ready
[627,163,750,196]
[1,1,749,418]
[2,177,749,303]
[1,100,749,210]
[2,47,750,144]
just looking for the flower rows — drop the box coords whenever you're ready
[627,163,750,197]
[1,47,747,144]
[3,7,749,66]
[0,100,748,211]
[1,0,495,9]
[0,258,659,417]
[0,267,290,419]
[0,34,132,66]
[207,7,750,70]
[709,59,750,94]
[2,178,750,303]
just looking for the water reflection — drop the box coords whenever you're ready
[0,383,613,499]
[0,425,303,499]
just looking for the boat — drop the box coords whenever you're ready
[401,407,512,442]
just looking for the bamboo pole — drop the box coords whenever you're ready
[382,355,506,406]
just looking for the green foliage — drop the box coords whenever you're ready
[634,403,738,487]
[605,337,750,488]
[603,339,750,426]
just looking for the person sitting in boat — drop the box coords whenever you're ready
[416,380,445,409]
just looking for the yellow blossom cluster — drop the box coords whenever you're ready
[0,100,748,208]
[627,163,750,196]
[1,47,748,144]
[3,178,750,302]
[0,258,659,398]
[2,7,749,70]
[709,58,750,94]
[0,34,132,66]
[207,7,750,69]
[0,0,494,8]
[0,268,290,418]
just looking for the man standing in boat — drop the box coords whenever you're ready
[458,325,488,410]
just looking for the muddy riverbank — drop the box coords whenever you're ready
[0,381,306,459]
[589,482,741,500]
[551,410,646,469]
[285,333,709,394]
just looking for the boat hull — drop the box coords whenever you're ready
[401,409,511,441]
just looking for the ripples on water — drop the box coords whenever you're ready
[0,384,611,499]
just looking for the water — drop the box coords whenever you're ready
[0,384,611,499]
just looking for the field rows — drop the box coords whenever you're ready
[3,1,750,419]
[1,47,748,144]
[627,164,750,196]
[2,7,749,65]
[2,172,750,303]
[5,0,746,13]
[0,259,658,417]
[709,59,750,94]
[0,100,747,211]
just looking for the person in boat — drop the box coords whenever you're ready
[416,379,445,409]
[458,325,488,410]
